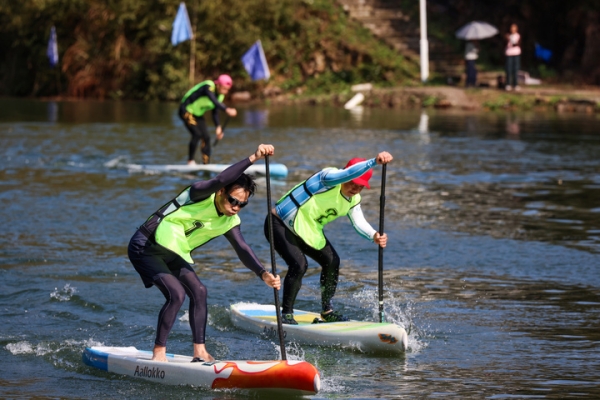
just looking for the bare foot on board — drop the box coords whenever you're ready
[152,345,168,362]
[193,343,215,362]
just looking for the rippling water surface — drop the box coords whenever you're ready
[1,98,599,399]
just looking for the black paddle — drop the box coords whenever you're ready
[265,154,287,360]
[378,164,387,323]
[212,115,230,147]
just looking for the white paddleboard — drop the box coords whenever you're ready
[105,158,288,178]
[344,92,365,109]
[82,346,319,395]
[230,303,407,355]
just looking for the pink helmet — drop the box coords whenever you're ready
[215,74,233,88]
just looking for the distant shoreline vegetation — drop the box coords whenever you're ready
[2,1,598,101]
[0,0,417,101]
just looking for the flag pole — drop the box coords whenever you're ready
[189,2,196,85]
[56,65,61,96]
[171,2,194,83]
[419,0,429,83]
[189,26,195,85]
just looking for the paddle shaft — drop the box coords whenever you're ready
[212,115,230,147]
[378,164,387,323]
[265,155,287,360]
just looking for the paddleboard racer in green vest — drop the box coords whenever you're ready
[179,74,237,165]
[128,144,280,363]
[264,152,393,324]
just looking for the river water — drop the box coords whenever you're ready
[1,98,599,399]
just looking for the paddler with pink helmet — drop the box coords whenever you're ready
[179,74,236,165]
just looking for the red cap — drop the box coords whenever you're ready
[344,157,372,189]
[215,74,233,88]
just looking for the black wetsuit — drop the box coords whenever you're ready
[264,216,340,315]
[179,84,227,164]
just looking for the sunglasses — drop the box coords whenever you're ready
[227,194,248,208]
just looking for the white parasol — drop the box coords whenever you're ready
[455,21,498,40]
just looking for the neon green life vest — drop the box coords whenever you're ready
[181,80,225,117]
[290,184,361,250]
[154,191,240,263]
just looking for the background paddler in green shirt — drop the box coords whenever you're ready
[179,74,237,165]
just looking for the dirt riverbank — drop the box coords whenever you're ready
[256,84,600,114]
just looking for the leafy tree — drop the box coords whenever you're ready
[0,0,419,99]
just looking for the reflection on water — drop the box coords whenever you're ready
[47,101,58,123]
[417,111,431,146]
[1,99,600,399]
[506,113,520,136]
[347,105,365,123]
[243,108,269,128]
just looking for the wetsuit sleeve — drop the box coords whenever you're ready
[204,88,227,112]
[189,157,253,201]
[319,158,377,188]
[347,203,377,241]
[223,226,267,278]
[211,108,221,127]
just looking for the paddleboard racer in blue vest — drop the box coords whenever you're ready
[128,144,280,363]
[179,74,237,165]
[265,152,393,324]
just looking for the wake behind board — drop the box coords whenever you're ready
[82,346,319,395]
[231,303,407,355]
[113,161,288,178]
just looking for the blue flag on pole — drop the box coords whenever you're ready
[171,2,193,46]
[535,43,552,63]
[241,40,270,81]
[47,26,58,67]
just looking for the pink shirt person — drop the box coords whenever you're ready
[506,32,521,56]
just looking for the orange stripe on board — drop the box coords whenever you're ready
[211,361,318,392]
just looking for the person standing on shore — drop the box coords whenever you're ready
[179,75,237,165]
[264,153,393,324]
[505,23,521,91]
[464,40,479,87]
